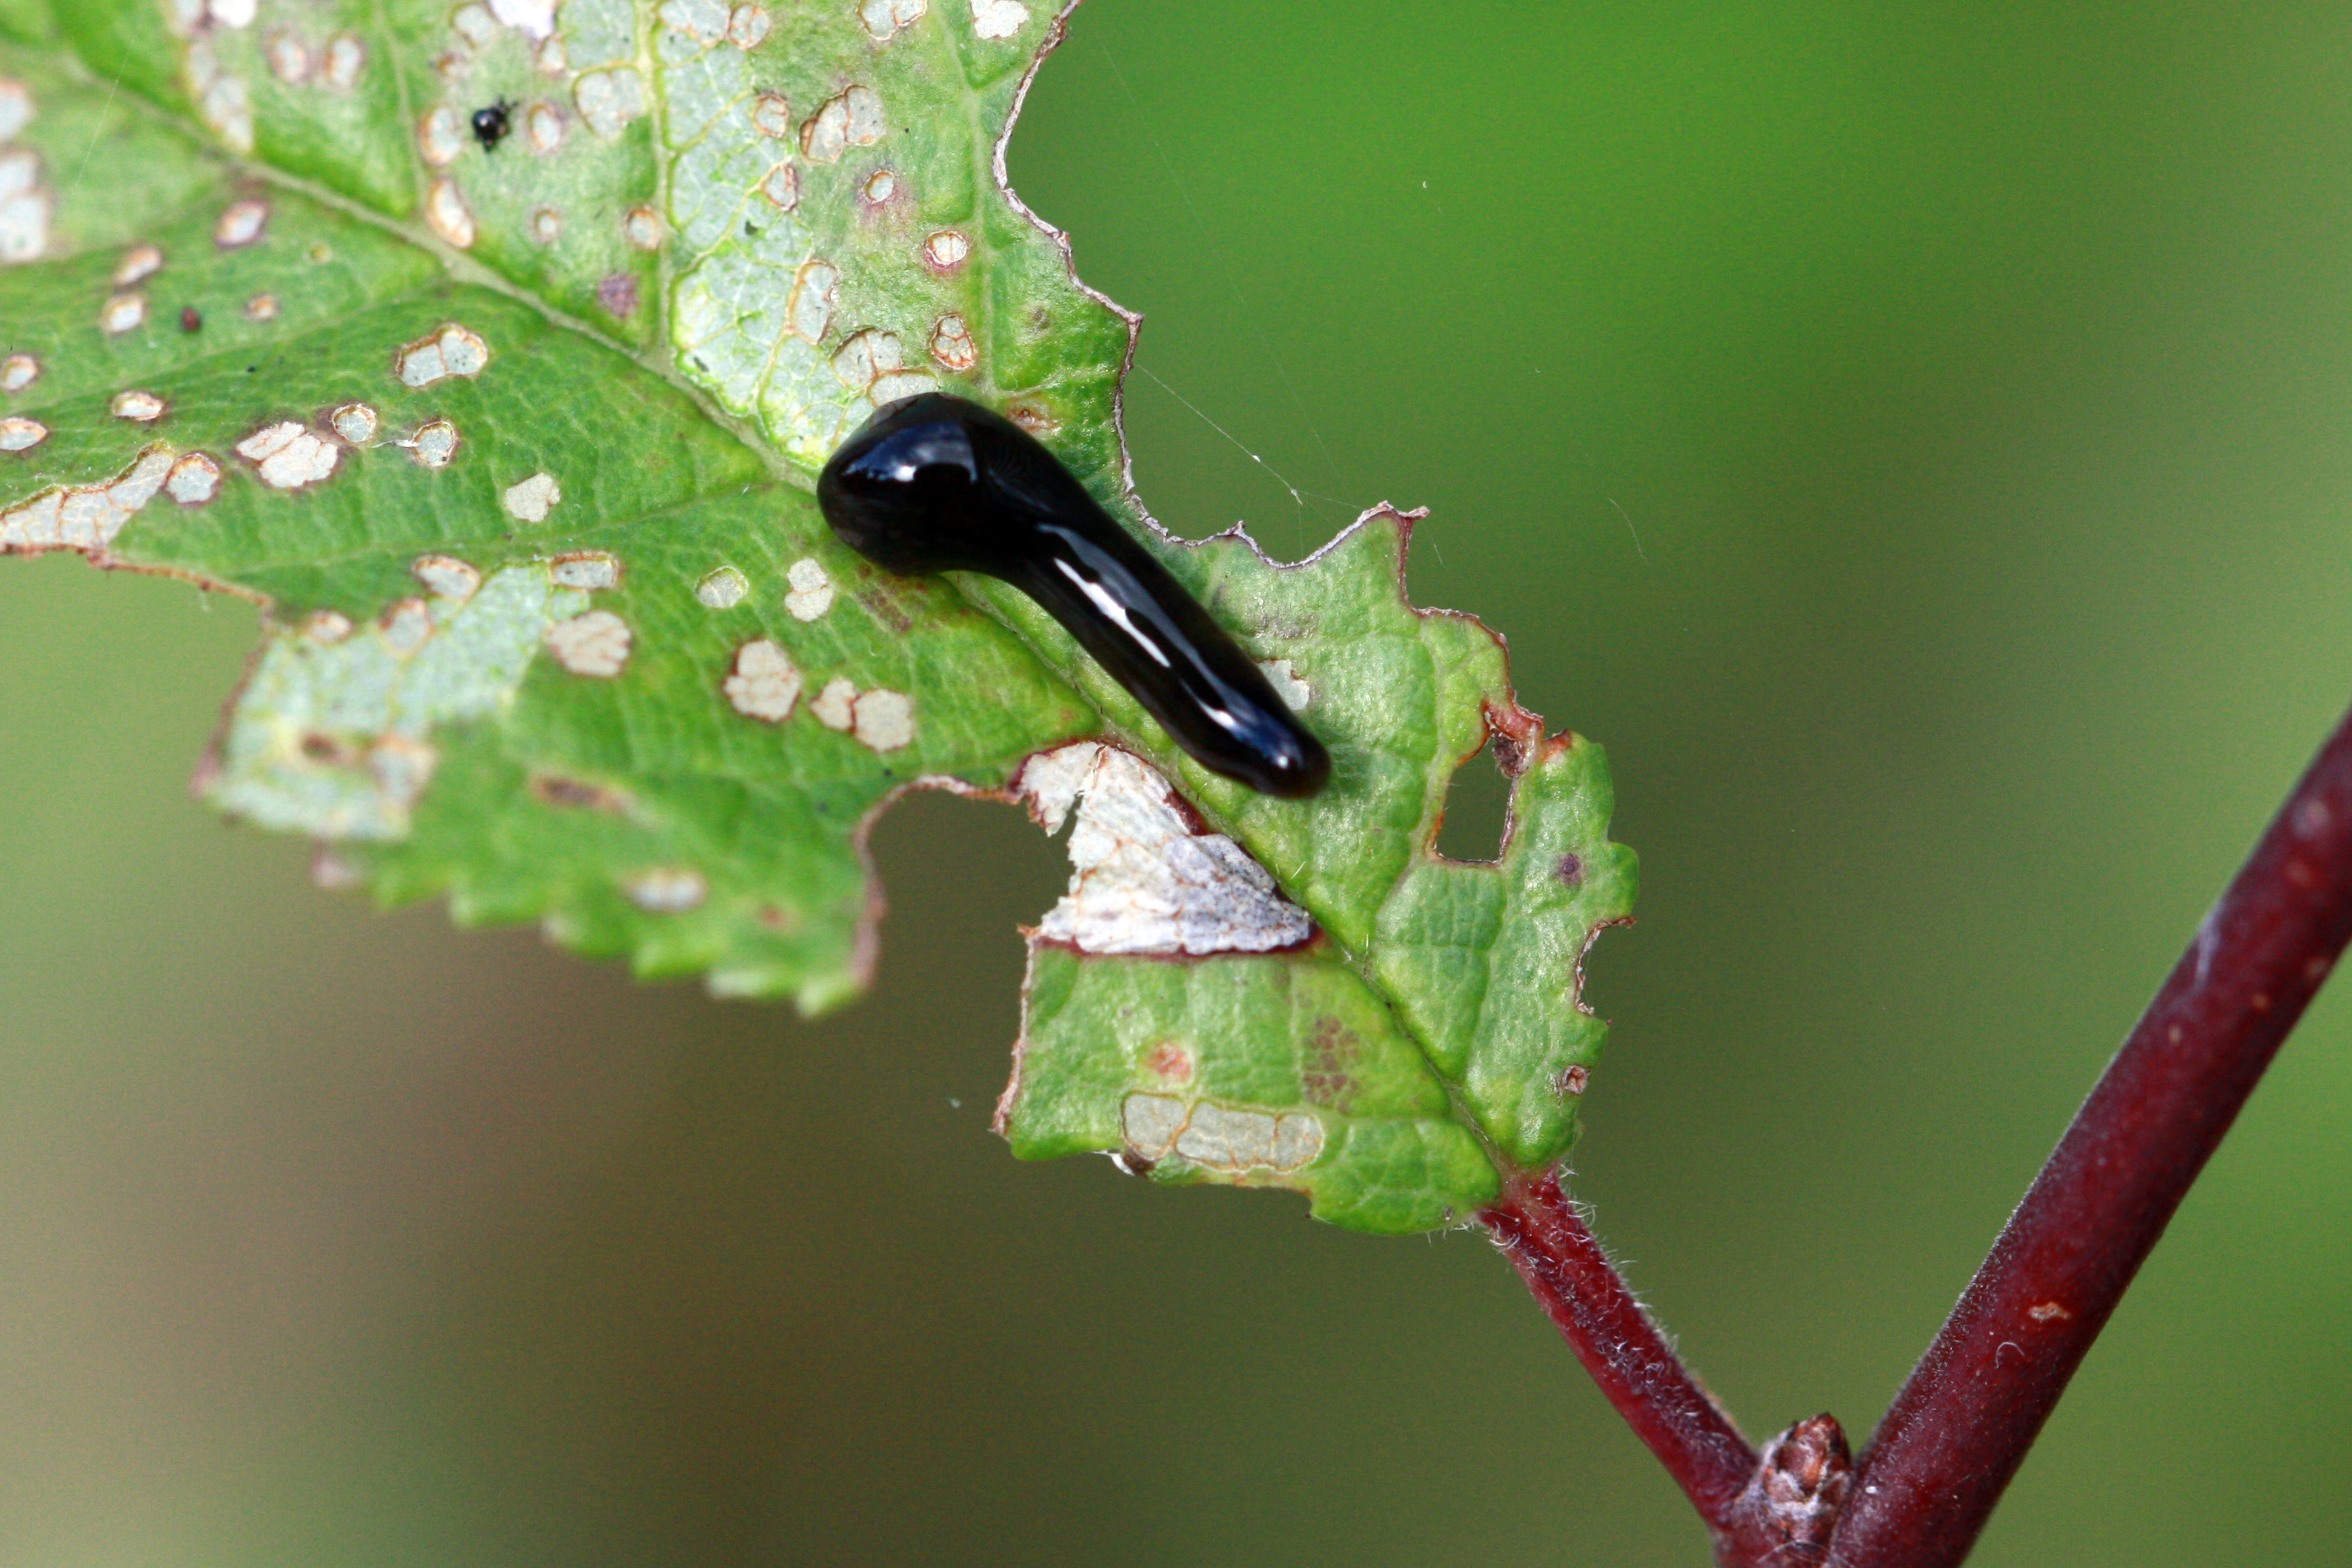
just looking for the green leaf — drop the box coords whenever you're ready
[0,0,1634,1232]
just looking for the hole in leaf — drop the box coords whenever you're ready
[1434,741,1511,863]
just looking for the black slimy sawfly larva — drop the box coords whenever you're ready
[817,393,1332,799]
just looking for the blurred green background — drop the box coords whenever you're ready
[4,1,2350,1562]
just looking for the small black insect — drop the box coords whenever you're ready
[471,99,514,153]
[818,393,1332,799]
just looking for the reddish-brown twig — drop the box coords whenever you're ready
[1824,699,2352,1566]
[1485,699,2352,1567]
[1481,1171,1758,1530]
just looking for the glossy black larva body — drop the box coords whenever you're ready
[471,100,514,153]
[817,394,1332,799]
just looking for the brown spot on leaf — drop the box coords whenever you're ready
[854,574,923,634]
[1555,854,1582,887]
[1301,1016,1361,1112]
[531,773,631,814]
[299,731,359,766]
[1558,1064,1589,1097]
[1144,1041,1194,1084]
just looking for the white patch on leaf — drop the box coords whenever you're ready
[451,4,499,47]
[851,688,914,751]
[488,0,557,38]
[860,0,926,39]
[800,86,883,163]
[1258,659,1312,711]
[0,80,31,141]
[546,609,631,676]
[723,638,803,721]
[1017,743,1314,956]
[419,104,466,166]
[166,452,221,504]
[425,178,476,248]
[0,147,47,263]
[396,324,491,388]
[750,90,792,139]
[323,34,366,91]
[759,162,800,211]
[502,471,561,522]
[405,420,460,469]
[969,0,1029,39]
[624,867,707,911]
[110,390,166,422]
[574,67,648,139]
[1121,1094,1323,1173]
[0,414,46,450]
[379,597,433,656]
[214,198,268,248]
[206,565,591,840]
[99,293,147,335]
[412,554,482,601]
[1,448,176,551]
[726,4,771,47]
[113,244,164,286]
[809,677,857,730]
[265,31,310,84]
[330,403,378,444]
[697,565,749,608]
[928,313,977,371]
[236,422,339,489]
[549,551,619,590]
[922,228,970,271]
[784,557,834,620]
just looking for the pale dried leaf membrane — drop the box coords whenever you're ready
[397,324,491,388]
[969,0,1029,40]
[625,867,708,911]
[1,448,176,551]
[113,244,164,285]
[1019,743,1313,957]
[1121,1094,1323,1174]
[236,421,339,489]
[724,639,803,720]
[697,565,749,608]
[207,566,592,840]
[502,472,561,522]
[549,551,619,589]
[784,557,833,619]
[574,67,648,139]
[0,79,30,141]
[0,147,49,265]
[546,608,631,676]
[214,198,268,248]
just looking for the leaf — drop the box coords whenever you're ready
[0,0,1634,1233]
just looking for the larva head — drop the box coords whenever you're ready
[817,393,1076,577]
